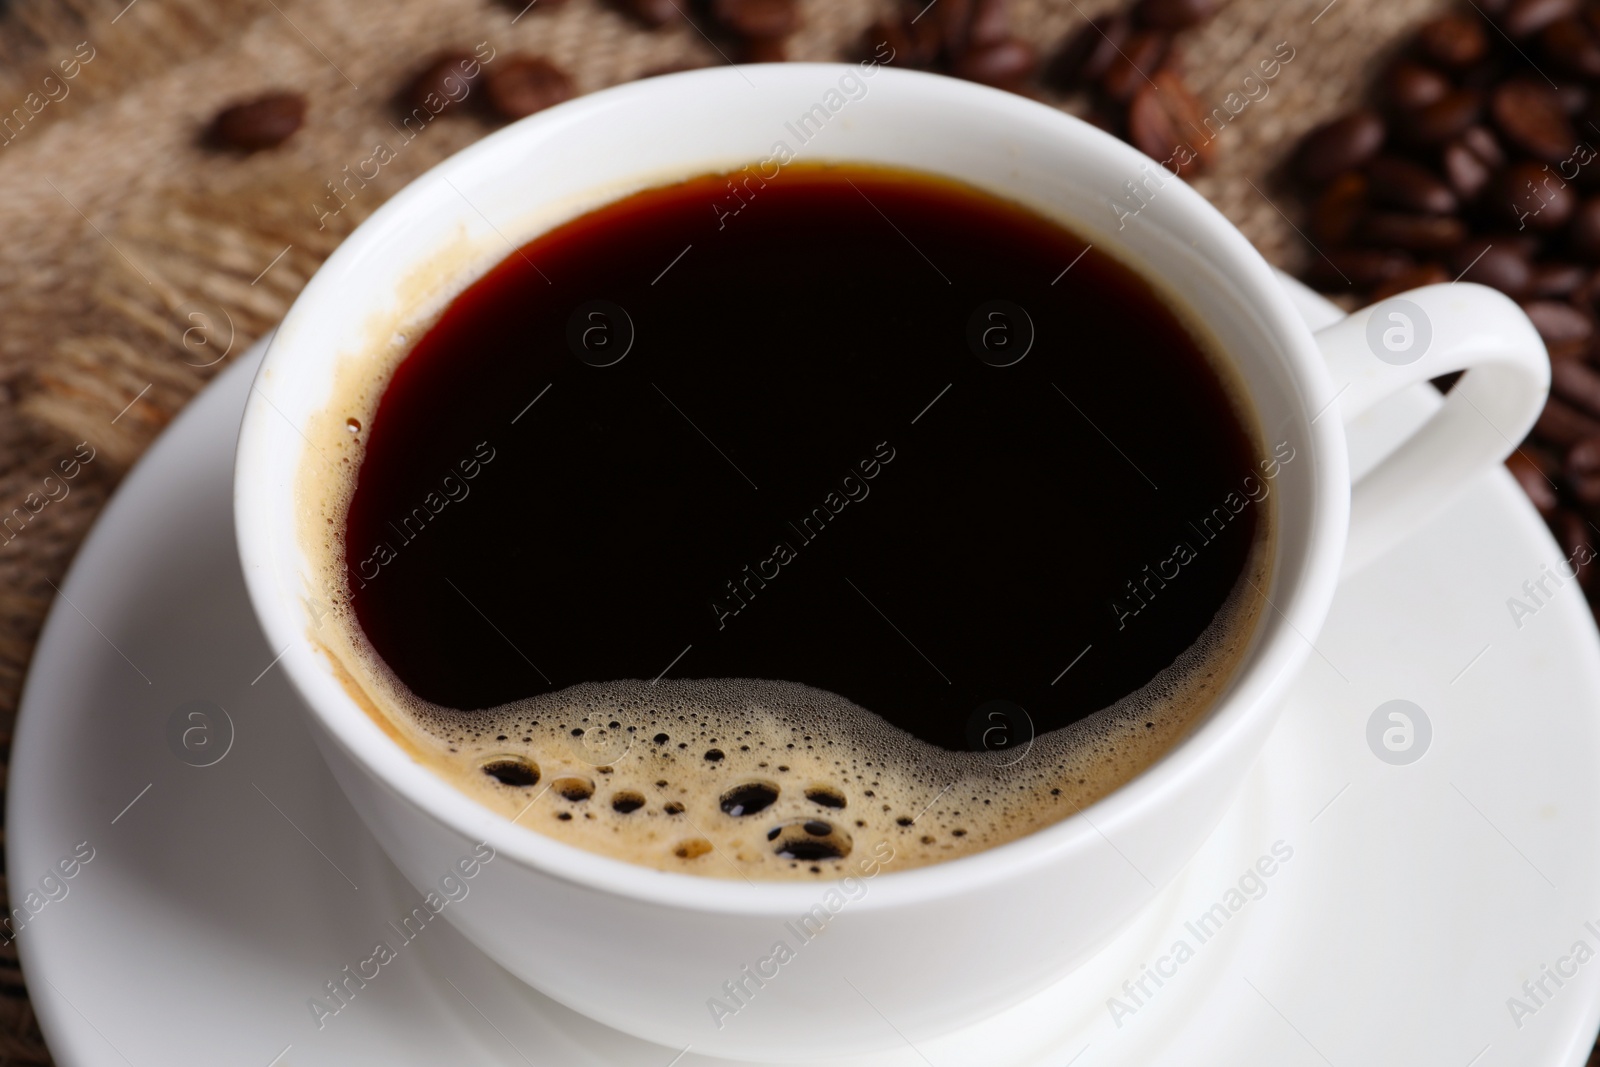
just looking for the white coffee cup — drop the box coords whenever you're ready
[234,63,1549,1061]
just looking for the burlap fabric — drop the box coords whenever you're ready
[0,0,1529,1060]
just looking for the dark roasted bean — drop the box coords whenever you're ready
[1568,438,1600,500]
[1371,262,1451,300]
[484,57,574,120]
[713,0,798,39]
[1127,70,1213,176]
[1497,159,1576,230]
[1492,81,1578,162]
[1367,156,1458,214]
[1531,261,1587,296]
[1355,211,1468,253]
[1545,17,1600,76]
[623,0,682,26]
[1399,89,1481,145]
[1384,60,1452,111]
[1507,450,1561,515]
[1443,140,1495,200]
[1556,508,1599,584]
[1569,197,1600,260]
[404,51,483,113]
[966,0,1012,46]
[1553,358,1600,415]
[1462,124,1507,167]
[1100,30,1169,102]
[1536,395,1600,443]
[208,91,305,151]
[1309,172,1368,244]
[1418,13,1489,65]
[867,13,941,67]
[1451,239,1533,295]
[1525,299,1595,357]
[740,36,787,62]
[1045,15,1129,89]
[1132,0,1218,31]
[1504,0,1579,38]
[953,38,1037,86]
[1294,110,1386,185]
[1305,248,1416,289]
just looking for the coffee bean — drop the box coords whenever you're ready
[484,57,574,120]
[1132,0,1218,31]
[1418,13,1489,66]
[1524,299,1594,357]
[1537,394,1600,443]
[1046,15,1130,89]
[1355,211,1467,253]
[1305,248,1416,289]
[1309,172,1369,244]
[932,0,974,57]
[404,51,482,113]
[1497,159,1576,230]
[1568,439,1600,501]
[1554,358,1600,415]
[868,14,941,67]
[1556,508,1600,584]
[1384,60,1452,111]
[1371,262,1451,300]
[208,91,305,151]
[1367,156,1459,214]
[1462,124,1507,168]
[1399,89,1482,145]
[1128,71,1213,176]
[623,0,683,27]
[1532,260,1588,296]
[740,36,787,62]
[1443,140,1495,200]
[1294,110,1386,185]
[1492,81,1577,162]
[713,0,798,39]
[953,38,1037,87]
[1569,197,1600,260]
[1507,449,1561,515]
[1555,82,1591,115]
[1100,30,1169,102]
[966,0,1012,47]
[1450,239,1533,296]
[1504,0,1579,38]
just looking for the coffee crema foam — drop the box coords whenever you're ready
[292,169,1273,880]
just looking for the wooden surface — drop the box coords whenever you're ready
[0,0,1548,1060]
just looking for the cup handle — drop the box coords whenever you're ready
[1311,282,1551,576]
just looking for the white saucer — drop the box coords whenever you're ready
[13,275,1600,1067]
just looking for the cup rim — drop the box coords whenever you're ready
[234,62,1349,915]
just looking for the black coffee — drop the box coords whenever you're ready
[319,163,1276,876]
[344,164,1263,752]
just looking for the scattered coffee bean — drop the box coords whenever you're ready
[208,91,306,151]
[1501,159,1578,229]
[1503,0,1580,38]
[624,0,683,26]
[1508,449,1562,515]
[714,0,799,39]
[953,38,1038,87]
[405,51,483,113]
[1442,138,1496,200]
[1554,359,1600,415]
[1418,13,1489,65]
[1310,172,1370,244]
[1537,395,1600,444]
[1546,15,1600,77]
[1570,197,1600,259]
[484,57,574,120]
[1305,248,1416,289]
[1045,14,1130,89]
[1371,262,1451,300]
[1399,89,1482,145]
[1385,60,1453,111]
[966,0,1013,47]
[1100,30,1169,102]
[1367,155,1459,214]
[1451,239,1533,295]
[1132,0,1218,31]
[1492,81,1578,162]
[1128,71,1214,176]
[1355,211,1467,252]
[1526,299,1595,357]
[1295,110,1386,185]
[1532,260,1588,295]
